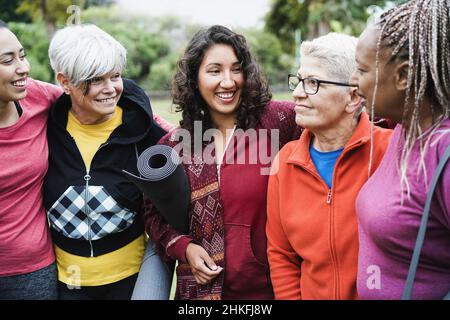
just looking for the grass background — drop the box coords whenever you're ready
[152,91,294,299]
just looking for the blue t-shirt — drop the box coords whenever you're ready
[310,144,344,189]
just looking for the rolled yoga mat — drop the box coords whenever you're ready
[122,145,190,234]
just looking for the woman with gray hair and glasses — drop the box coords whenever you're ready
[266,32,393,299]
[44,24,173,300]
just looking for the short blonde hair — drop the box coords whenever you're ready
[48,24,126,87]
[300,32,357,82]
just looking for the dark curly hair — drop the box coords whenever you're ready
[172,25,272,136]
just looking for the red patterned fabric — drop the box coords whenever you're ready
[145,100,302,299]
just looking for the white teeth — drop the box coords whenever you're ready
[216,92,234,99]
[12,80,26,87]
[97,97,115,103]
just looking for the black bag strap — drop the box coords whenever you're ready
[402,144,450,300]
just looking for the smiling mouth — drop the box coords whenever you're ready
[11,78,27,88]
[215,91,236,101]
[95,97,117,104]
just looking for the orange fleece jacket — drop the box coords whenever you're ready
[266,112,392,300]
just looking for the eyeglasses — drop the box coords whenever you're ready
[288,73,356,95]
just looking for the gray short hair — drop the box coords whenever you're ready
[48,24,126,87]
[300,32,357,83]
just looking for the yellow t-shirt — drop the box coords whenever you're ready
[56,106,145,286]
[55,235,145,286]
[66,107,123,169]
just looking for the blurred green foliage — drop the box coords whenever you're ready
[3,3,294,91]
[1,0,407,91]
[8,22,53,82]
[265,0,408,54]
[0,0,31,22]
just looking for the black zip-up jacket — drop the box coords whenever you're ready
[44,78,166,257]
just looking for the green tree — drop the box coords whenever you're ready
[81,6,171,85]
[145,51,181,91]
[265,0,310,54]
[0,0,31,22]
[265,0,404,54]
[85,0,115,6]
[243,28,296,88]
[16,0,86,36]
[14,0,113,36]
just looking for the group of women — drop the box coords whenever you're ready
[0,0,448,300]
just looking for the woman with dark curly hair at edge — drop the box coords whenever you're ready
[140,25,301,300]
[0,20,62,300]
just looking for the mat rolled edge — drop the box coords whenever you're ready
[122,145,190,234]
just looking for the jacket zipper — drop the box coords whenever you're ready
[66,135,96,257]
[327,188,339,299]
[299,166,339,298]
[84,141,110,257]
[327,142,364,299]
[77,140,110,258]
[83,170,94,257]
[293,139,365,299]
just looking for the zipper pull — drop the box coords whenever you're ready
[84,173,91,190]
[84,169,91,183]
[327,190,332,204]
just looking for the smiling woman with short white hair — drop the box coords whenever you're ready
[44,24,172,300]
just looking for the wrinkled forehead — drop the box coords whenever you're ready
[297,55,331,79]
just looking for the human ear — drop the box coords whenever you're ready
[345,87,364,114]
[394,60,409,91]
[56,72,71,95]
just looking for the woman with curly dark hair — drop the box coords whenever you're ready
[142,25,301,300]
[172,25,272,136]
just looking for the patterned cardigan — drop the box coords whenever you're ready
[145,100,302,299]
